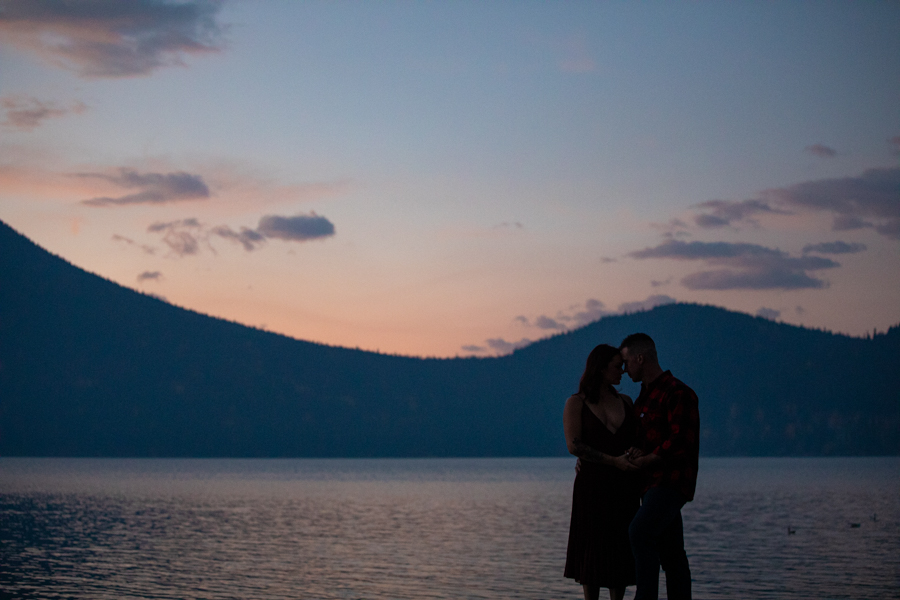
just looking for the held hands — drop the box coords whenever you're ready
[572,441,650,472]
[625,446,644,461]
[576,454,639,473]
[611,454,640,472]
[625,446,660,469]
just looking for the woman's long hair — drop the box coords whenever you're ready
[577,344,619,404]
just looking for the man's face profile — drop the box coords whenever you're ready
[620,347,643,383]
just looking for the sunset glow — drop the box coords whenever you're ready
[1,1,898,356]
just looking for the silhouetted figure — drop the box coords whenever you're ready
[620,333,699,600]
[564,344,641,600]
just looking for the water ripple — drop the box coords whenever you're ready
[1,457,897,599]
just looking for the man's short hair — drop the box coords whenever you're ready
[620,332,658,362]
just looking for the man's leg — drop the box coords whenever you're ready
[658,503,691,600]
[628,486,687,600]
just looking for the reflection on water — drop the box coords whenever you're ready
[1,458,897,599]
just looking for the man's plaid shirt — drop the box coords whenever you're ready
[633,370,700,501]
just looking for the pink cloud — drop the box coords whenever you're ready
[630,239,839,290]
[77,169,210,206]
[1,96,87,131]
[804,143,837,158]
[0,0,225,78]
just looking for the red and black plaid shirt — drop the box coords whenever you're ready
[633,371,700,501]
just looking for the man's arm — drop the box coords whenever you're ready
[651,386,700,461]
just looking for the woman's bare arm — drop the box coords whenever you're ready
[562,395,583,456]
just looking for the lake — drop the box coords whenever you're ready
[1,457,897,599]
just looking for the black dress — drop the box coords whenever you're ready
[564,395,639,588]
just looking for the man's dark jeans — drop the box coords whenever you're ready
[628,485,692,600]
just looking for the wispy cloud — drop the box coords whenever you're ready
[147,218,205,256]
[805,143,837,158]
[0,161,131,201]
[461,344,486,353]
[78,169,210,206]
[459,337,531,356]
[689,167,900,240]
[146,213,336,257]
[0,0,226,78]
[485,337,532,354]
[0,159,347,214]
[629,239,839,290]
[257,213,335,242]
[493,221,524,231]
[632,240,783,260]
[575,298,615,325]
[761,167,900,239]
[532,315,566,330]
[548,298,615,329]
[680,268,830,291]
[112,234,156,255]
[137,270,162,282]
[832,215,873,231]
[756,307,780,320]
[462,295,678,355]
[801,241,867,255]
[210,225,266,251]
[650,218,691,238]
[1,96,87,130]
[692,199,790,229]
[519,295,677,332]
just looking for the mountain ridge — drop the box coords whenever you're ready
[1,219,897,457]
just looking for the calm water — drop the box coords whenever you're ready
[1,457,897,600]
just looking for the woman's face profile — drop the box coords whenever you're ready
[603,354,624,386]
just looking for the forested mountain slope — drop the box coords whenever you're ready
[2,220,897,456]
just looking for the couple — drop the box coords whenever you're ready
[563,333,700,600]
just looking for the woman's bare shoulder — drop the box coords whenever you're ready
[618,393,634,406]
[564,393,585,407]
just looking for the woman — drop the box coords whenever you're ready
[563,344,640,600]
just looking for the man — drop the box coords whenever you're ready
[620,333,699,600]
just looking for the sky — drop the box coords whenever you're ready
[1,0,898,358]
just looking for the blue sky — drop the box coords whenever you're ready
[1,0,898,356]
